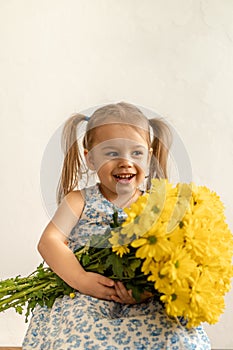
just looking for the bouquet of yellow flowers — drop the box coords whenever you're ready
[0,179,232,328]
[109,179,233,327]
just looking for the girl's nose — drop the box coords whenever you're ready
[117,157,133,168]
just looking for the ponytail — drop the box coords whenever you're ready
[148,118,172,189]
[57,113,87,204]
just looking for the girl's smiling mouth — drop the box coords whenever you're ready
[113,173,136,183]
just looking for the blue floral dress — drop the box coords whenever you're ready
[22,185,211,350]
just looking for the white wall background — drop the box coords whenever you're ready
[0,0,233,348]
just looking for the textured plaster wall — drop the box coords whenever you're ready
[0,0,232,348]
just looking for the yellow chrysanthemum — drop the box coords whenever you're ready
[141,257,154,275]
[120,195,151,239]
[186,271,226,327]
[183,217,213,261]
[160,284,191,317]
[166,223,185,247]
[166,183,191,233]
[122,193,149,227]
[132,228,171,261]
[122,193,164,240]
[109,230,130,257]
[183,208,233,264]
[148,261,172,292]
[159,247,197,285]
[121,179,170,239]
[190,184,225,215]
[112,245,130,258]
[199,255,232,289]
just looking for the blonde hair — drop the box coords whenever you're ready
[57,102,172,204]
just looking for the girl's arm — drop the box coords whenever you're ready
[38,191,117,300]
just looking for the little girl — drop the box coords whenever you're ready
[23,102,211,349]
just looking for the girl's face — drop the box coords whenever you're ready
[85,124,151,204]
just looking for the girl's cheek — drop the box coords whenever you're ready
[132,157,150,174]
[94,157,113,172]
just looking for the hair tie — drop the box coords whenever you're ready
[84,116,90,121]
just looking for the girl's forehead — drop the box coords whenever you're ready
[93,138,148,150]
[92,124,149,145]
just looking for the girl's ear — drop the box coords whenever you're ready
[84,149,95,171]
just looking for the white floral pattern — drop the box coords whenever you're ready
[22,185,211,350]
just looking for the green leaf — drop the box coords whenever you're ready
[131,287,142,302]
[62,285,74,296]
[125,282,143,302]
[81,254,90,266]
[110,211,121,228]
[38,299,45,307]
[54,275,66,287]
[129,259,141,272]
[16,305,23,314]
[28,299,37,309]
[124,268,135,279]
[36,263,47,278]
[45,294,57,308]
[34,290,43,299]
[86,263,106,274]
[105,254,124,279]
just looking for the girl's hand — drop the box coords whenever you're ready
[111,281,153,304]
[77,271,117,301]
[111,281,136,304]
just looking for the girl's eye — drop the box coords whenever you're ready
[132,150,144,157]
[105,151,119,157]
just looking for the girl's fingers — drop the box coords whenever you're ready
[98,275,115,287]
[115,281,128,297]
[114,281,136,304]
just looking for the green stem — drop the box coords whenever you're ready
[0,282,32,293]
[84,264,102,272]
[84,249,111,266]
[74,246,89,260]
[88,249,108,260]
[26,267,52,278]
[0,281,50,309]
[0,275,36,288]
[0,274,54,293]
[0,298,27,312]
